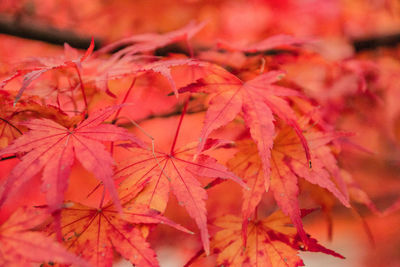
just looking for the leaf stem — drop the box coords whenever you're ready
[112,78,136,123]
[170,98,189,155]
[110,78,137,155]
[99,187,106,209]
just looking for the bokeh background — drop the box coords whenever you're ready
[1,0,400,266]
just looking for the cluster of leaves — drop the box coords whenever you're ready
[0,18,395,266]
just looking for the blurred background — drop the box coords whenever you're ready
[1,0,400,266]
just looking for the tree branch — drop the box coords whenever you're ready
[114,103,207,127]
[0,14,102,49]
[2,13,400,54]
[352,33,400,52]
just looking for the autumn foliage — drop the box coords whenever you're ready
[1,1,400,266]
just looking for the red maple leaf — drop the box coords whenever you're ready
[0,38,94,105]
[115,102,247,255]
[97,21,206,57]
[0,105,143,212]
[179,66,311,192]
[90,58,207,97]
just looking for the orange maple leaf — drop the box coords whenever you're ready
[209,210,344,267]
[49,182,191,267]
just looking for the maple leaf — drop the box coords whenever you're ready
[86,22,208,97]
[116,147,246,256]
[49,181,192,267]
[93,58,207,97]
[136,58,207,96]
[13,100,83,129]
[341,170,380,215]
[228,118,350,245]
[82,52,211,103]
[0,38,94,105]
[115,104,247,255]
[0,207,88,267]
[0,105,143,212]
[97,21,206,57]
[209,210,344,267]
[179,66,311,192]
[0,94,83,149]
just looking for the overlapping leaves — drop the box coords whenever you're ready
[209,210,344,267]
[179,66,311,193]
[116,128,247,255]
[47,182,192,267]
[228,118,350,244]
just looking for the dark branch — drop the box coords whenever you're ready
[2,12,400,55]
[0,15,102,50]
[352,33,400,52]
[114,104,207,127]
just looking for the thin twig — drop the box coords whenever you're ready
[0,155,18,161]
[112,78,136,123]
[121,116,173,182]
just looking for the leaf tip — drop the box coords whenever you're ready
[80,37,95,62]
